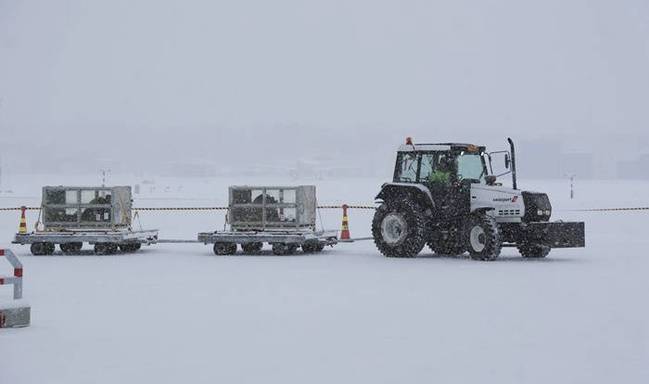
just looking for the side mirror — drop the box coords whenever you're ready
[485,175,497,185]
[504,154,510,169]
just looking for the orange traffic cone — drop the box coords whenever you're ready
[340,204,350,240]
[18,206,27,234]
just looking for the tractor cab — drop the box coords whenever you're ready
[390,139,503,217]
[393,140,491,187]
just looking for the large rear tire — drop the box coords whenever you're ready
[372,200,427,258]
[466,214,501,261]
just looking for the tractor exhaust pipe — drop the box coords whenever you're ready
[507,137,518,190]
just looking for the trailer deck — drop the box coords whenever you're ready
[13,229,159,255]
[198,230,338,255]
[198,230,337,244]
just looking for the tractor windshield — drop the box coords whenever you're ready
[394,152,419,182]
[394,151,455,184]
[457,152,487,183]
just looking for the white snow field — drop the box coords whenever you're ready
[0,176,648,383]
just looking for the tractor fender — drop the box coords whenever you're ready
[375,183,435,209]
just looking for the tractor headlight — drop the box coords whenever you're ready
[537,209,544,216]
[545,210,551,216]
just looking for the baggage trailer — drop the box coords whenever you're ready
[14,229,158,255]
[198,230,338,255]
[13,186,158,255]
[198,185,338,255]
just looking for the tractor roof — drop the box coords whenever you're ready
[397,142,486,152]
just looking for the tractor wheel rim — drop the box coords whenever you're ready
[381,213,408,245]
[470,226,487,252]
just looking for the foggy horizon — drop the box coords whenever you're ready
[1,0,648,178]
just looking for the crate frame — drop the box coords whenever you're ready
[41,186,132,230]
[227,185,316,232]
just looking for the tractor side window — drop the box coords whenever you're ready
[395,153,418,182]
[457,153,486,183]
[419,154,435,181]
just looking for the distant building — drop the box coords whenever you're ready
[159,161,219,178]
[560,153,594,179]
[617,155,649,180]
[517,140,562,179]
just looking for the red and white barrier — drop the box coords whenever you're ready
[0,249,23,300]
[0,248,30,328]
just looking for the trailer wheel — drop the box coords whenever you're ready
[44,242,55,255]
[272,243,286,255]
[119,243,141,253]
[61,242,82,254]
[272,243,297,255]
[315,243,325,252]
[71,242,82,253]
[241,242,263,254]
[95,243,118,255]
[94,243,108,255]
[118,244,129,252]
[466,214,501,261]
[518,243,551,258]
[301,242,319,253]
[214,242,237,255]
[30,242,50,256]
[372,200,427,258]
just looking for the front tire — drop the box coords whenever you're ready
[372,200,427,258]
[466,213,501,261]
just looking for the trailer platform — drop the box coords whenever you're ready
[13,229,159,255]
[198,230,338,255]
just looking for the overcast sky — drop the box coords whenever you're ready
[1,0,648,174]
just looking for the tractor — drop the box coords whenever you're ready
[371,138,585,260]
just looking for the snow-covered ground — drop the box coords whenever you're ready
[1,176,648,383]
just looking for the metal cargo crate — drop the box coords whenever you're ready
[228,185,316,231]
[41,186,133,230]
